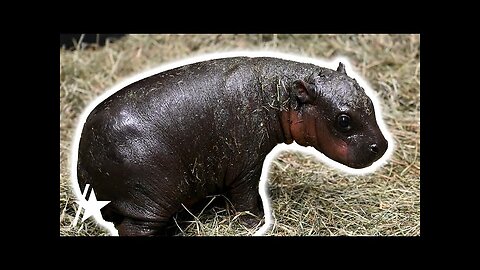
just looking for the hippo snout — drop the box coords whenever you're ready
[369,137,388,163]
[361,136,388,168]
[346,135,388,169]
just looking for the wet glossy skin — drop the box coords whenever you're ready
[77,57,388,235]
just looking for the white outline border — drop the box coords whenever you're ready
[69,51,395,236]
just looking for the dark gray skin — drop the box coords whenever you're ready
[77,57,388,236]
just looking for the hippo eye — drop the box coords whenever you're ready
[337,114,352,132]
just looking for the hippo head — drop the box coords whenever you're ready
[288,62,388,169]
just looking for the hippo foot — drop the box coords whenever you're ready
[116,218,168,236]
[238,213,263,229]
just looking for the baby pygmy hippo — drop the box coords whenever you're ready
[77,56,388,236]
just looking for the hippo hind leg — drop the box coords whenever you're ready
[100,204,124,224]
[116,218,169,236]
[99,204,168,236]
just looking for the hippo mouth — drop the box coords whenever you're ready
[345,140,388,169]
[315,140,385,169]
[346,160,375,169]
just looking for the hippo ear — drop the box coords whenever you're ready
[293,80,316,104]
[337,62,347,75]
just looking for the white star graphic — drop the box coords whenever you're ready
[73,184,111,226]
[79,189,111,222]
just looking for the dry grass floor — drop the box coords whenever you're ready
[60,34,420,236]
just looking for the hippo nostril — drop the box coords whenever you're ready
[370,144,379,154]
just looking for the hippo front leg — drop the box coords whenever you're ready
[227,165,265,228]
